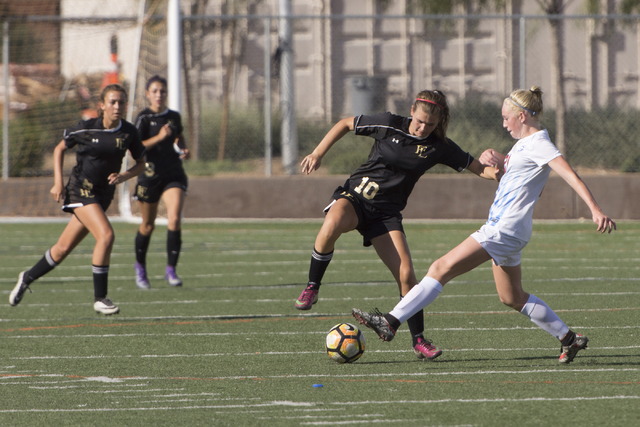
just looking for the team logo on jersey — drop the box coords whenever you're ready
[115,138,125,150]
[80,179,95,198]
[144,162,156,177]
[340,191,355,201]
[151,121,157,126]
[136,186,148,200]
[92,138,99,143]
[392,138,400,144]
[415,145,434,158]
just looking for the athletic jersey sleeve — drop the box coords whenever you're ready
[439,138,474,172]
[353,112,399,139]
[527,131,562,167]
[135,111,151,141]
[172,111,183,136]
[62,120,86,149]
[126,123,147,161]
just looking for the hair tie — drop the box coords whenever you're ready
[416,98,444,109]
[509,96,536,116]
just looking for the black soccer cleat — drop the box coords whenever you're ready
[352,308,396,342]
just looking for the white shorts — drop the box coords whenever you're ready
[471,224,528,267]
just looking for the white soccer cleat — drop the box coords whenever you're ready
[94,298,120,315]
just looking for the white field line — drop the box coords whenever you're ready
[0,396,638,414]
[6,346,640,361]
[2,305,638,324]
[3,271,640,285]
[2,368,639,390]
[7,249,640,262]
[2,290,640,304]
[3,325,640,340]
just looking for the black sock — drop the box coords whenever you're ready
[406,309,425,347]
[167,229,181,267]
[383,313,401,331]
[135,231,151,265]
[308,248,333,289]
[560,330,576,346]
[92,265,109,300]
[25,249,59,284]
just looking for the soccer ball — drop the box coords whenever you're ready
[325,323,366,363]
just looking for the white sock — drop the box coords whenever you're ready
[389,277,443,324]
[520,294,569,340]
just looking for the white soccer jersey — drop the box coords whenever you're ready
[486,129,562,242]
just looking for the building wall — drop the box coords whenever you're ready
[54,1,640,119]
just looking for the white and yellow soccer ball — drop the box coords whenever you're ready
[325,323,366,363]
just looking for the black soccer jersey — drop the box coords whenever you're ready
[135,108,184,176]
[64,117,146,195]
[343,112,473,214]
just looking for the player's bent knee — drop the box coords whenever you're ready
[140,223,155,235]
[427,258,451,279]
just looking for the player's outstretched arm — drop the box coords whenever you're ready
[467,158,502,182]
[548,156,616,233]
[479,148,506,170]
[301,116,355,175]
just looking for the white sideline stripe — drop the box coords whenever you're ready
[4,325,640,340]
[9,347,640,360]
[0,396,638,414]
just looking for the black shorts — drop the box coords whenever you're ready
[134,168,188,204]
[326,187,404,247]
[62,177,113,213]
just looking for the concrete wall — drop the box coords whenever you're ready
[1,174,636,220]
[180,173,639,220]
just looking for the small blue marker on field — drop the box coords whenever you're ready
[312,384,323,388]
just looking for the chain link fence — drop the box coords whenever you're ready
[3,11,640,183]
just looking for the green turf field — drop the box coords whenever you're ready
[1,220,639,426]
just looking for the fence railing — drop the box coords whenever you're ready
[3,13,640,182]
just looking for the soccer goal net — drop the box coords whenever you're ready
[0,0,168,220]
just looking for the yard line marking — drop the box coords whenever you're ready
[8,347,640,361]
[3,325,640,340]
[2,290,638,308]
[2,306,639,327]
[300,420,419,425]
[326,396,640,405]
[0,396,638,414]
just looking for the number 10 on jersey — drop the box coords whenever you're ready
[353,177,379,200]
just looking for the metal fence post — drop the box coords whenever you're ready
[520,16,526,89]
[264,17,272,177]
[278,0,298,176]
[3,21,9,180]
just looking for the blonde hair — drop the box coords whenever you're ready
[414,90,450,140]
[506,86,543,118]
